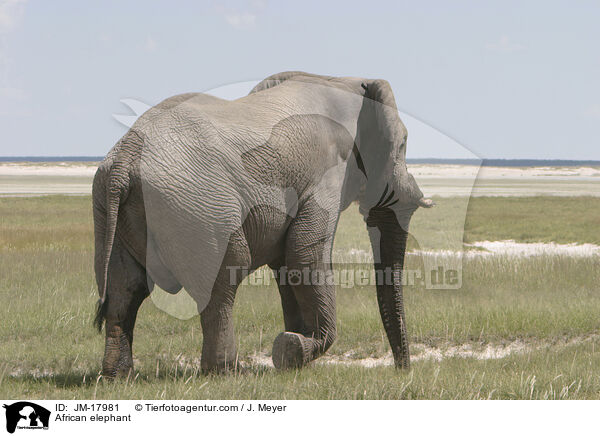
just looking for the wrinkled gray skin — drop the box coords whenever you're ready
[93,71,432,377]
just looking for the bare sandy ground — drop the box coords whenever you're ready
[333,241,600,263]
[408,164,600,179]
[408,164,600,197]
[465,240,600,257]
[1,162,597,178]
[0,163,598,196]
[0,162,96,195]
[245,333,599,369]
[8,334,598,378]
[0,162,97,177]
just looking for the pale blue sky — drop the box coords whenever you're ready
[0,0,598,158]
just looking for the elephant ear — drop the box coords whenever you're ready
[361,79,407,161]
[362,79,398,110]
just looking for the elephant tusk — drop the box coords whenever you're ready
[418,197,435,208]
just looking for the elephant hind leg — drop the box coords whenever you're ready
[102,291,147,379]
[101,239,149,379]
[199,232,250,374]
[199,281,239,374]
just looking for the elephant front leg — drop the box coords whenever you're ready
[271,264,337,369]
[272,201,337,369]
[270,261,305,333]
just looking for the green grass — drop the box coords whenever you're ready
[332,196,600,255]
[463,196,600,244]
[1,195,599,399]
[2,340,599,400]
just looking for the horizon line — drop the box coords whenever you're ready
[1,156,599,167]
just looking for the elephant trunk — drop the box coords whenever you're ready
[366,207,411,369]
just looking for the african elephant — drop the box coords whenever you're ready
[93,71,433,376]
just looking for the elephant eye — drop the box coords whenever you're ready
[352,143,367,177]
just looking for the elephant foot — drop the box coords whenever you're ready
[101,366,133,381]
[102,355,134,380]
[200,359,243,375]
[201,362,246,376]
[102,361,133,380]
[102,327,134,379]
[272,332,308,369]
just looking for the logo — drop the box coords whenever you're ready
[2,402,50,434]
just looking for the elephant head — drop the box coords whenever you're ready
[355,79,433,368]
[251,71,433,368]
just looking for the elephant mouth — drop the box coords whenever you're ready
[366,206,411,368]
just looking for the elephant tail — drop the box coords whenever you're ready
[94,147,134,331]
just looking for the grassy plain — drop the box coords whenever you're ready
[0,196,599,399]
